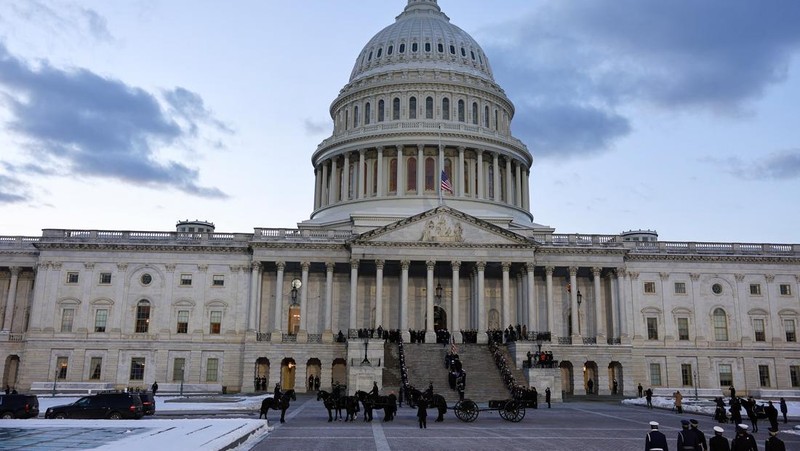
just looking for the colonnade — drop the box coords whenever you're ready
[312,145,531,212]
[248,259,630,345]
[1,267,22,332]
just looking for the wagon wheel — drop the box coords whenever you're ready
[508,402,525,422]
[454,399,479,423]
[498,400,511,421]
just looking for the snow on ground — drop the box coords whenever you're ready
[36,393,273,412]
[621,395,800,435]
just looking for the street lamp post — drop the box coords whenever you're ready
[576,290,583,336]
[52,369,58,397]
[180,364,185,397]
[693,370,698,400]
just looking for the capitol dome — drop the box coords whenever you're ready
[306,0,540,233]
[349,0,494,84]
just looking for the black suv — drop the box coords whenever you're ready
[137,391,156,415]
[45,392,144,419]
[0,394,40,419]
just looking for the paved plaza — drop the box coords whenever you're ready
[251,394,800,451]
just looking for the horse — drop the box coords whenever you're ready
[260,389,296,423]
[354,391,398,422]
[342,395,360,422]
[355,391,375,422]
[407,387,447,422]
[317,390,344,422]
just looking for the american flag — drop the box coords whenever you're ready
[440,170,453,194]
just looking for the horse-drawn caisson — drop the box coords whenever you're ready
[453,398,526,423]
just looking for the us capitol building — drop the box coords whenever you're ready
[1,0,798,399]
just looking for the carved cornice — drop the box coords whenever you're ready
[451,260,461,270]
[33,242,249,253]
[625,253,800,264]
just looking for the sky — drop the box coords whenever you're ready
[1,0,799,243]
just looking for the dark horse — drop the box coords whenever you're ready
[355,391,397,422]
[260,389,296,423]
[317,390,344,422]
[408,387,447,422]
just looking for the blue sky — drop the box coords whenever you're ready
[1,0,799,243]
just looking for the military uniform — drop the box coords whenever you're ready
[765,428,786,451]
[709,426,730,451]
[678,421,699,450]
[645,422,669,451]
[730,425,757,451]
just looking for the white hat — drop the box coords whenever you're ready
[713,426,724,433]
[737,424,749,431]
[649,421,659,427]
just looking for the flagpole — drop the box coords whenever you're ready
[438,124,443,206]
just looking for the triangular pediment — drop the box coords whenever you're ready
[352,207,532,247]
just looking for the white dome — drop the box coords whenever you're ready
[349,0,494,83]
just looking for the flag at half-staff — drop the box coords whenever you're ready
[440,170,453,194]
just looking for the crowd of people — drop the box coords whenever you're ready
[645,418,786,451]
[525,350,556,368]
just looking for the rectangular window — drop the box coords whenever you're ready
[791,365,800,388]
[56,357,69,379]
[130,357,145,381]
[719,364,733,387]
[749,283,761,295]
[779,284,792,296]
[135,304,150,333]
[643,282,656,294]
[646,317,658,340]
[649,363,662,386]
[785,319,796,342]
[210,311,222,334]
[212,275,224,286]
[206,358,219,382]
[177,310,189,334]
[677,318,690,341]
[60,308,74,333]
[180,274,192,286]
[681,364,693,386]
[758,365,771,387]
[99,272,112,284]
[173,358,186,382]
[94,309,108,333]
[753,319,766,342]
[674,282,686,295]
[89,357,102,380]
[66,272,79,284]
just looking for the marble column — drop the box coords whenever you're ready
[593,267,606,341]
[505,157,512,203]
[400,260,409,341]
[248,263,261,331]
[272,261,285,341]
[349,259,359,331]
[492,152,500,200]
[457,146,465,196]
[2,267,20,332]
[570,266,580,339]
[395,146,403,196]
[313,166,321,210]
[502,262,511,330]
[476,149,484,199]
[377,147,384,197]
[375,259,384,328]
[417,145,424,196]
[526,262,536,334]
[619,268,631,342]
[330,157,338,204]
[476,261,486,343]
[608,271,619,341]
[358,150,366,199]
[323,262,334,342]
[321,163,329,207]
[515,160,522,207]
[523,170,531,210]
[297,261,310,342]
[425,260,435,342]
[342,152,350,200]
[545,266,554,336]
[451,260,461,342]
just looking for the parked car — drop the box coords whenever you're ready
[45,392,143,420]
[137,392,156,415]
[0,394,40,419]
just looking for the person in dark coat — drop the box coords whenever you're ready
[416,398,428,429]
[151,381,159,396]
[765,427,786,451]
[587,378,594,394]
[369,381,379,398]
[765,401,779,431]
[545,387,551,408]
[645,421,669,451]
[743,397,758,433]
[729,386,736,400]
[779,398,788,424]
[730,424,757,451]
[709,426,730,451]
[646,388,654,409]
[638,383,644,398]
[730,398,743,426]
[690,419,708,451]
[677,419,699,450]
[274,383,282,400]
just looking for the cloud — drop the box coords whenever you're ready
[718,149,800,180]
[0,173,30,204]
[0,42,228,199]
[480,0,800,158]
[304,118,330,135]
[0,1,114,43]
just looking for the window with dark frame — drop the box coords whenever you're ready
[674,282,686,294]
[791,365,800,387]
[173,358,186,382]
[206,358,219,382]
[94,309,108,333]
[749,283,761,295]
[649,363,661,386]
[177,310,189,334]
[130,357,145,380]
[210,311,222,334]
[180,274,192,286]
[780,284,792,296]
[60,308,74,333]
[754,319,766,342]
[646,317,658,340]
[677,318,689,340]
[99,273,112,284]
[212,275,224,286]
[66,272,79,284]
[644,282,656,294]
[758,365,771,387]
[89,357,102,380]
[681,364,693,386]
[719,364,733,387]
[135,301,150,333]
[785,319,796,342]
[57,357,68,379]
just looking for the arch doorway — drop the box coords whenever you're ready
[331,358,347,392]
[306,358,321,391]
[583,361,599,394]
[281,358,296,390]
[3,355,20,389]
[434,306,447,331]
[288,306,300,335]
[608,361,624,395]
[254,358,269,391]
[559,361,574,395]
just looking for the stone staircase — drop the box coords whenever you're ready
[397,342,522,403]
[382,341,403,394]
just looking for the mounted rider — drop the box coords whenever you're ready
[274,383,283,400]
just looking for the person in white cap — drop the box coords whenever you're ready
[709,426,730,451]
[645,420,669,451]
[730,424,757,451]
[765,426,786,451]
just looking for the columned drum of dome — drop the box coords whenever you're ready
[307,0,536,231]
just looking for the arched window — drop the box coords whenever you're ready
[494,109,499,130]
[472,102,478,125]
[484,106,490,128]
[442,98,450,120]
[406,157,417,192]
[458,100,465,122]
[393,98,400,120]
[364,102,371,125]
[409,97,417,119]
[377,47,382,58]
[488,164,494,199]
[399,43,405,54]
[388,45,393,55]
[713,308,729,341]
[378,100,385,122]
[135,300,151,333]
[424,157,435,191]
[345,110,349,130]
[425,96,433,119]
[463,161,470,195]
[412,42,418,53]
[354,105,360,127]
[389,158,397,193]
